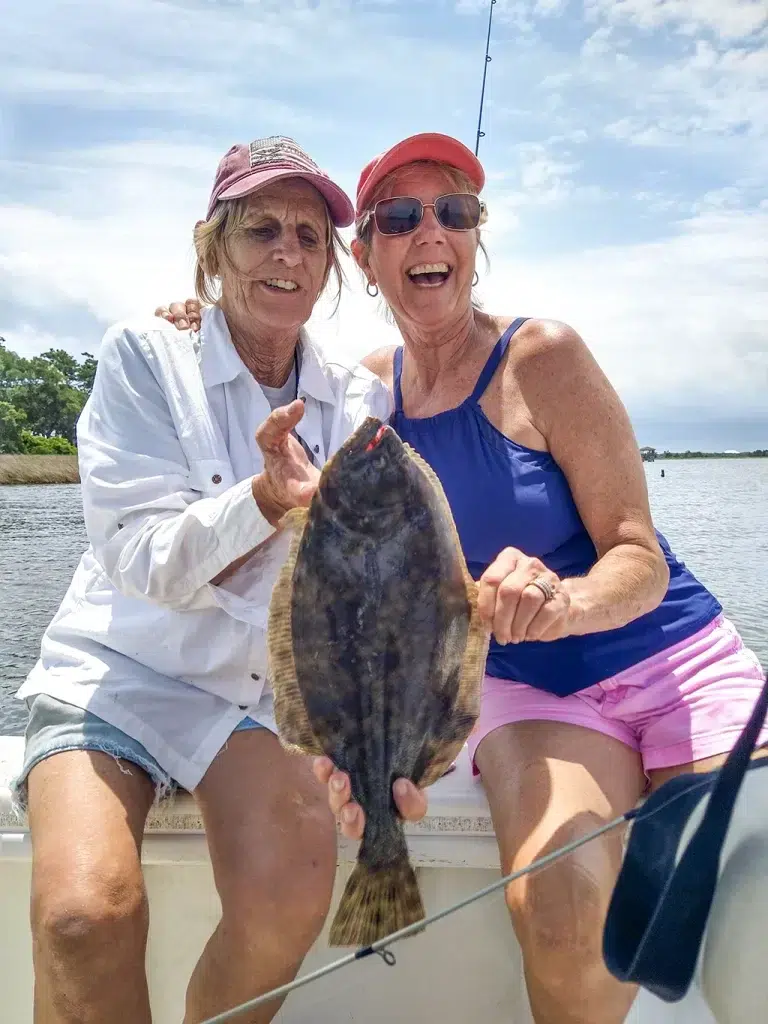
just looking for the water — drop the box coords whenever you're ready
[0,461,766,735]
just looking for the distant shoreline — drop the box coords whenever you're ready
[0,451,765,487]
[0,455,80,485]
[654,453,768,460]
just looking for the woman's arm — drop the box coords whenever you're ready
[79,322,314,610]
[516,319,669,635]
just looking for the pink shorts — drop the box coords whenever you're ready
[467,614,767,775]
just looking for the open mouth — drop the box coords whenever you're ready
[262,279,299,292]
[406,262,452,287]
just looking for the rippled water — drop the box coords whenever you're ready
[1,460,766,735]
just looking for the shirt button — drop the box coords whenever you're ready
[211,474,222,484]
[238,705,248,711]
[313,445,320,454]
[251,673,260,681]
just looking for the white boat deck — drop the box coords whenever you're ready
[0,736,760,1023]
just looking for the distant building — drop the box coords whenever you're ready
[640,446,657,462]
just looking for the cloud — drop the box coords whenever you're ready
[1,0,766,450]
[476,204,768,420]
[585,0,767,41]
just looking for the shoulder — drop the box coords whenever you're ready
[303,336,394,419]
[512,318,587,359]
[98,315,197,364]
[360,344,398,389]
[506,317,602,386]
[95,315,203,389]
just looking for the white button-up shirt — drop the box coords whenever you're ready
[17,306,392,791]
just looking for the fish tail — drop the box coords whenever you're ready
[329,832,424,947]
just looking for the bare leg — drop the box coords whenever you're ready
[647,744,768,793]
[27,750,155,1023]
[184,729,336,1024]
[476,721,646,1024]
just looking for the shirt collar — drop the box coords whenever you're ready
[199,306,335,406]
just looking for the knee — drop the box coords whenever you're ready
[220,816,336,958]
[33,873,148,962]
[505,856,612,979]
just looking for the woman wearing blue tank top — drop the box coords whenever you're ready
[318,134,768,1024]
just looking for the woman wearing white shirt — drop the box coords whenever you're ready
[13,137,392,1023]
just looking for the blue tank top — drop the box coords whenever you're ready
[391,318,722,696]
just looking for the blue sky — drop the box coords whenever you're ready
[1,0,766,450]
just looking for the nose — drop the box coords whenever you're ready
[273,228,303,267]
[413,204,445,245]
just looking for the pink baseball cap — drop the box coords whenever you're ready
[356,133,485,217]
[205,136,354,226]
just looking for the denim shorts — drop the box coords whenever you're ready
[10,692,264,813]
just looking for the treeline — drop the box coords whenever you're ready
[0,338,97,454]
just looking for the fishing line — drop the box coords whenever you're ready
[201,774,718,1024]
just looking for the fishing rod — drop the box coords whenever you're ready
[474,0,497,155]
[200,774,718,1024]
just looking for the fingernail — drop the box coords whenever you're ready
[341,806,355,825]
[331,776,345,792]
[394,779,408,798]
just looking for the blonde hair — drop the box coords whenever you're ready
[354,160,489,317]
[194,191,348,312]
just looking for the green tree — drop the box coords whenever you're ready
[0,400,27,454]
[0,337,98,451]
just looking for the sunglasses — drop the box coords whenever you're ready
[361,193,488,237]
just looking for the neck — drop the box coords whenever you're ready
[221,302,300,387]
[398,308,489,383]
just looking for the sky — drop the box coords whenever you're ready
[1,0,766,451]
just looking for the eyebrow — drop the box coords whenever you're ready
[244,211,324,233]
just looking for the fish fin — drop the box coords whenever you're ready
[329,835,424,946]
[267,507,325,758]
[402,445,489,788]
[419,578,488,786]
[276,506,309,532]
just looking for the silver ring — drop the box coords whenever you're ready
[529,575,556,602]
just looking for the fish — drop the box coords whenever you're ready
[267,417,489,947]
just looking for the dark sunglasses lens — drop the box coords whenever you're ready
[436,194,481,230]
[375,198,422,235]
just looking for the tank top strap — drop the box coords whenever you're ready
[393,345,405,412]
[470,317,529,402]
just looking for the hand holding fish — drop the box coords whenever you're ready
[252,401,321,526]
[312,757,427,840]
[478,546,571,644]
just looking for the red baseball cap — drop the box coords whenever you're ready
[356,133,485,217]
[206,136,354,226]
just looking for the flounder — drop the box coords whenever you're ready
[267,417,489,946]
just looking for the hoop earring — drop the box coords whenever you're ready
[472,271,479,286]
[366,282,379,297]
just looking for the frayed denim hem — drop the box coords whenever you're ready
[9,741,177,821]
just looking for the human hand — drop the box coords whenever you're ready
[252,400,321,526]
[478,546,571,644]
[312,757,427,841]
[154,298,202,331]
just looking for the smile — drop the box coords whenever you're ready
[262,279,299,292]
[406,262,452,286]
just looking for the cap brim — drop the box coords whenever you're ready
[213,167,355,227]
[356,133,485,215]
